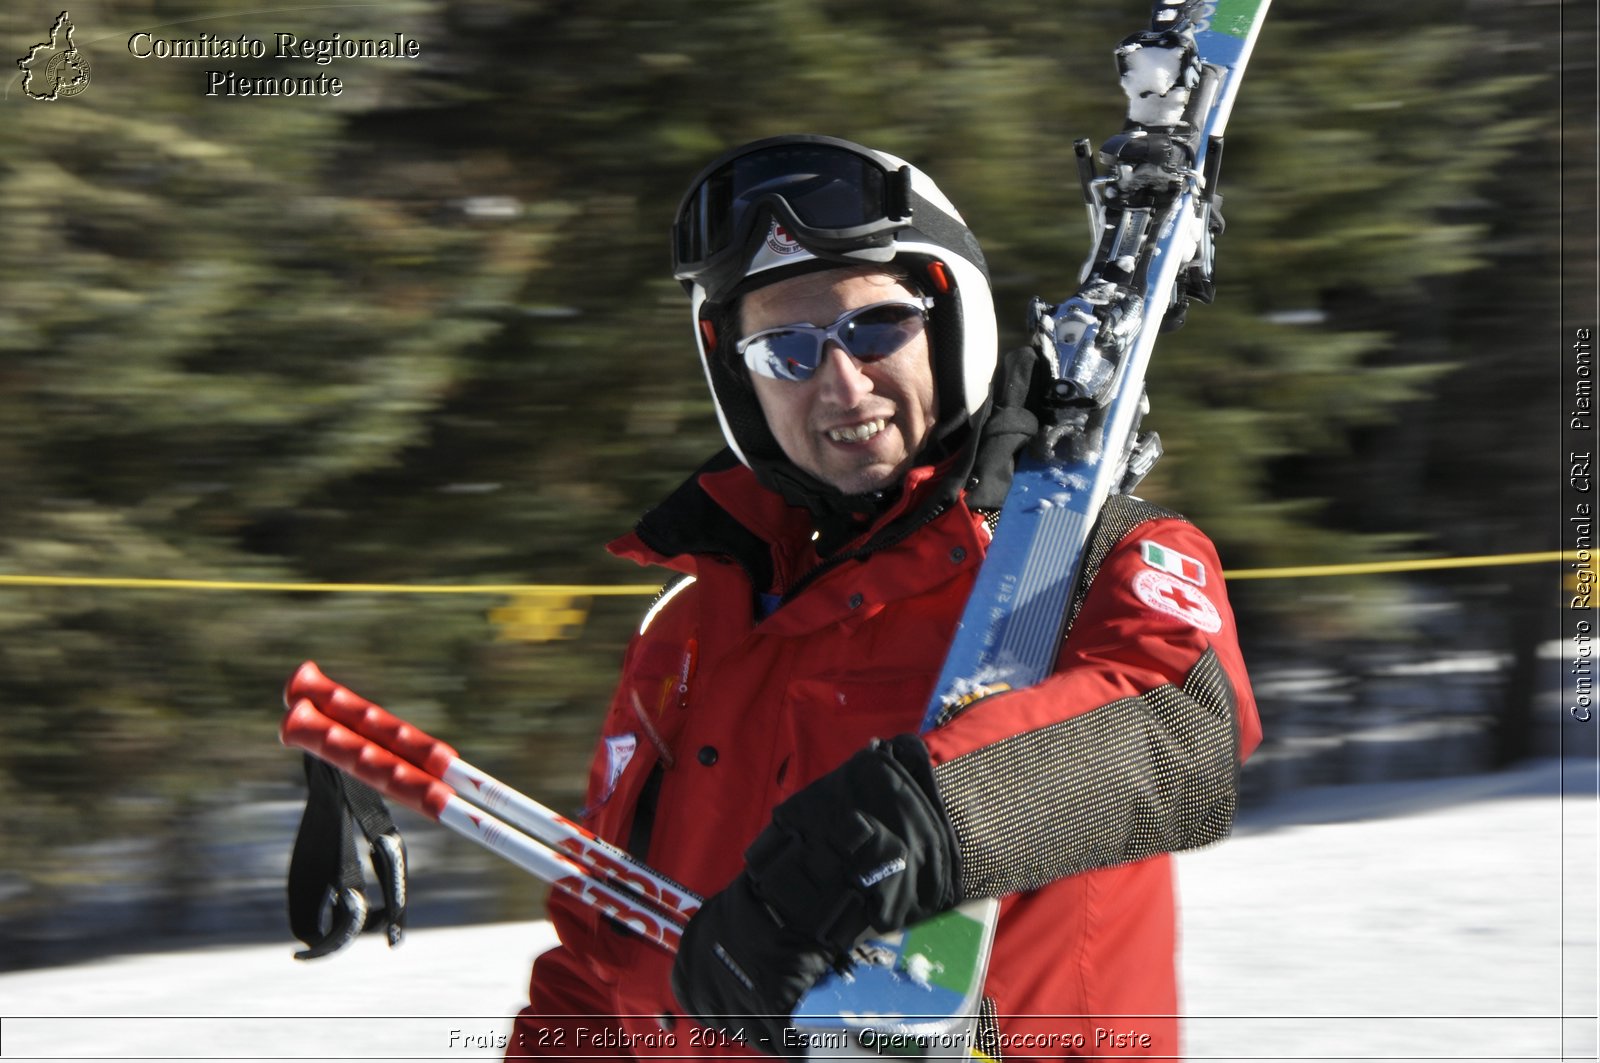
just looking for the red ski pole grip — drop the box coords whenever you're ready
[281,699,454,820]
[286,661,459,779]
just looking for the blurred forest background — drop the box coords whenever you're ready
[0,0,1592,968]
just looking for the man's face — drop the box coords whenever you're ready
[740,269,938,496]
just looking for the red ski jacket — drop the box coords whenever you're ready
[509,457,1260,1061]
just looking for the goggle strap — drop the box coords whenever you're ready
[888,165,913,221]
[672,144,917,293]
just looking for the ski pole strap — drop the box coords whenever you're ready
[286,753,408,960]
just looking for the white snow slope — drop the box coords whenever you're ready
[1,758,1594,1062]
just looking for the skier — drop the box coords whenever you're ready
[508,135,1261,1059]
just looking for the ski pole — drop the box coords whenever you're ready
[281,676,975,1049]
[280,697,688,952]
[285,661,701,925]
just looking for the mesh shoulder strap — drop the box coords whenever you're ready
[1063,493,1187,638]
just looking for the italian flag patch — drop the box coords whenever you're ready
[1140,540,1206,587]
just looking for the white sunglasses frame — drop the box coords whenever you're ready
[736,296,936,382]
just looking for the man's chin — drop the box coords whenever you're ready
[816,461,905,497]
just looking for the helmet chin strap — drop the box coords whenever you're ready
[756,459,901,551]
[752,411,983,558]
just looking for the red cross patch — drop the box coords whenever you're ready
[765,219,803,256]
[1132,569,1222,633]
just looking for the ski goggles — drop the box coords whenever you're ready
[672,136,914,299]
[736,296,935,383]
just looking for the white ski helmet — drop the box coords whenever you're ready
[671,135,999,484]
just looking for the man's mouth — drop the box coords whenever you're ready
[826,418,887,444]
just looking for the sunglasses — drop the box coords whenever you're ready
[736,297,935,383]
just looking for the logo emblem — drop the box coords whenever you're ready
[764,219,803,256]
[1132,569,1222,633]
[600,733,638,802]
[17,11,91,101]
[1140,540,1207,586]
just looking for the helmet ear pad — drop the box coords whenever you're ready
[698,298,786,468]
[905,255,976,463]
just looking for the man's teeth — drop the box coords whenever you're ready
[828,419,887,443]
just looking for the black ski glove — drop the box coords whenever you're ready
[670,734,960,1056]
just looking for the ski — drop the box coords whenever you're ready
[928,4,1272,715]
[792,0,1275,1054]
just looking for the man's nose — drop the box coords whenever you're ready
[813,342,874,405]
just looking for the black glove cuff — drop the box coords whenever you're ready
[878,733,963,907]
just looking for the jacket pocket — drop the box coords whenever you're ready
[780,674,932,792]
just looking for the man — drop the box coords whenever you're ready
[509,135,1260,1059]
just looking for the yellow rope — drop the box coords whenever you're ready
[1220,549,1574,581]
[0,549,1574,594]
[0,550,1574,644]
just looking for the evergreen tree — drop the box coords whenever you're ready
[0,0,1564,955]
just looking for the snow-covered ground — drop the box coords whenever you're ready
[2,758,1595,1062]
[1178,758,1597,1063]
